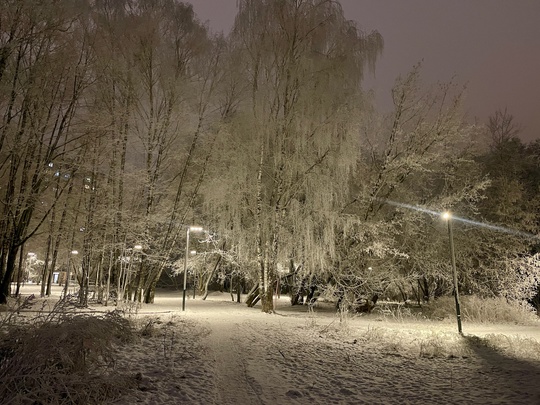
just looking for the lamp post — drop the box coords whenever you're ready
[183,226,203,311]
[133,244,143,302]
[442,212,463,334]
[191,250,198,299]
[63,250,78,299]
[25,252,36,284]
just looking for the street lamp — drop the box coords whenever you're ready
[183,226,203,311]
[442,211,463,334]
[191,250,198,299]
[63,250,78,299]
[133,244,144,302]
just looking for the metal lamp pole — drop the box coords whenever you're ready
[183,226,203,311]
[192,250,198,299]
[63,250,78,299]
[443,212,463,334]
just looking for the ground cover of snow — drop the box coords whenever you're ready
[9,284,540,404]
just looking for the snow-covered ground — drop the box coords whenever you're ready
[10,284,540,404]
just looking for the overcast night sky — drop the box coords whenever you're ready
[188,0,540,143]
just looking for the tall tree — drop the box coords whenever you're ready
[337,66,491,304]
[203,0,383,312]
[467,110,540,299]
[0,0,92,303]
[86,0,215,304]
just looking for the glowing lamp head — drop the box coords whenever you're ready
[189,226,204,232]
[442,211,452,220]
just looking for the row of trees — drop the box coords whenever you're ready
[1,0,538,310]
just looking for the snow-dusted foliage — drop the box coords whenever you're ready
[202,0,384,311]
[504,254,540,303]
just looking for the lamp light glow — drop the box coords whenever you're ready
[183,226,204,311]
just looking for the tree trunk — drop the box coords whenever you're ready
[236,276,242,303]
[202,252,223,300]
[246,284,259,307]
[15,246,24,296]
[0,244,19,304]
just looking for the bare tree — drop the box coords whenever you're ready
[0,0,92,303]
[488,107,522,148]
[84,0,216,304]
[337,66,490,305]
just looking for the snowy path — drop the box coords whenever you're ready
[179,295,540,404]
[204,318,265,404]
[195,301,306,404]
[179,294,540,405]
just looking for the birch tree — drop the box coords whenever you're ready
[203,0,383,312]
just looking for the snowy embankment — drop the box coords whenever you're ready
[6,285,540,404]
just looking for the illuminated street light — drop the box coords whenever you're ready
[133,244,144,302]
[442,211,463,334]
[63,250,79,299]
[183,226,204,311]
[191,250,199,299]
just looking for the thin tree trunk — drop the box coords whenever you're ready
[202,250,224,300]
[15,246,24,296]
[255,139,268,311]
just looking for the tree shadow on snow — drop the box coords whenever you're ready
[463,334,540,402]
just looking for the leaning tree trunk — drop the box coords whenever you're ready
[202,252,223,300]
[246,284,260,307]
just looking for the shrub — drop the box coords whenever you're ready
[422,296,538,325]
[0,306,135,404]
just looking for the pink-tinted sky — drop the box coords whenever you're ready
[188,0,540,142]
